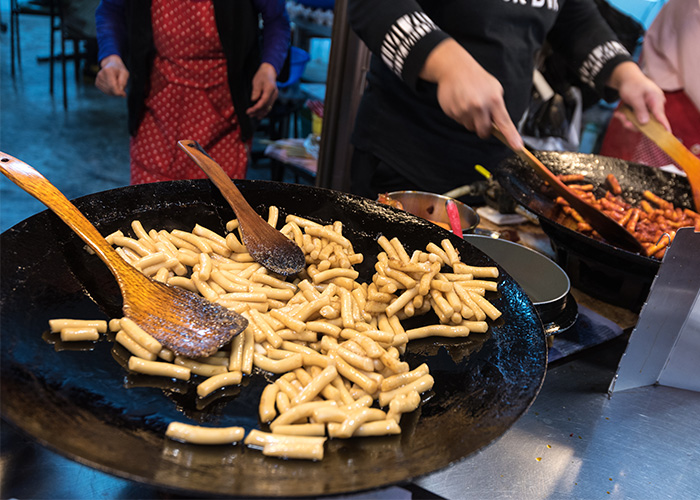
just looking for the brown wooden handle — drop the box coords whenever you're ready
[0,152,134,281]
[492,126,584,202]
[177,140,260,227]
[619,105,692,167]
[620,104,700,211]
[177,140,306,275]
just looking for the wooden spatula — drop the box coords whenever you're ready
[620,104,700,212]
[491,127,644,254]
[178,140,306,276]
[0,152,248,358]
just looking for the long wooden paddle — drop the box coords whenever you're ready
[620,104,700,212]
[0,152,248,358]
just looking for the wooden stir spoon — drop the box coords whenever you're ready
[491,127,644,254]
[178,140,306,276]
[620,104,700,212]
[0,152,248,358]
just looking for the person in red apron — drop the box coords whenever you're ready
[600,0,700,167]
[94,0,290,184]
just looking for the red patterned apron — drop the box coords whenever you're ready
[129,0,249,184]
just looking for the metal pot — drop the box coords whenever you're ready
[383,190,480,234]
[464,234,577,335]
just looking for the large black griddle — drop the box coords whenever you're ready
[0,179,546,498]
[495,151,694,310]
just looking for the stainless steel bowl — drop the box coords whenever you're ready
[464,234,577,334]
[384,190,480,234]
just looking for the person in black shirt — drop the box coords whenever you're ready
[347,0,670,200]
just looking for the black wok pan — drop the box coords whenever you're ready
[0,179,546,498]
[495,151,694,311]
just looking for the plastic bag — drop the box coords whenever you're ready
[520,80,582,152]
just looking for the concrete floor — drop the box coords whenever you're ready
[0,10,301,233]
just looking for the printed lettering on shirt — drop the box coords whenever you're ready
[502,0,559,10]
[381,12,437,77]
[579,41,629,88]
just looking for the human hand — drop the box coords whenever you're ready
[247,63,279,120]
[420,39,523,151]
[607,61,670,132]
[95,55,129,97]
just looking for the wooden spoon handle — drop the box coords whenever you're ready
[178,140,306,276]
[0,153,132,280]
[491,127,579,199]
[620,104,700,211]
[177,140,259,226]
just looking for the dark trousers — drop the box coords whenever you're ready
[349,148,423,200]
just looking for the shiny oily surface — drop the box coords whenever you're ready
[0,179,546,498]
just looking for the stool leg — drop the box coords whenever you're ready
[16,8,22,67]
[74,39,81,85]
[281,113,290,139]
[50,3,57,95]
[62,27,68,108]
[11,2,23,72]
[10,8,16,76]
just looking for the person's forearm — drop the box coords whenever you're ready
[606,60,644,91]
[95,0,127,62]
[255,0,290,76]
[419,39,476,83]
[547,0,631,98]
[348,1,449,90]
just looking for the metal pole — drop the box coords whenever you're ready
[315,0,370,191]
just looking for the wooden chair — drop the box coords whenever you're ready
[59,7,93,109]
[10,0,92,109]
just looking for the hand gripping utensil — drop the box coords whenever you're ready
[491,126,644,254]
[178,140,306,276]
[0,152,248,358]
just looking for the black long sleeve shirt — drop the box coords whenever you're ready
[348,0,631,194]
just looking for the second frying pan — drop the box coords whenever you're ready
[495,151,694,310]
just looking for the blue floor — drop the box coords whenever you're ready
[0,11,300,233]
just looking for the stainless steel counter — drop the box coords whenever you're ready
[3,334,698,499]
[416,335,700,499]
